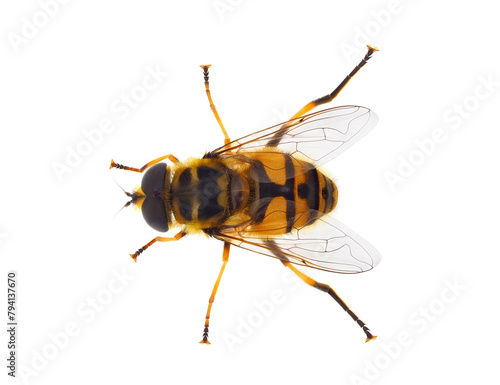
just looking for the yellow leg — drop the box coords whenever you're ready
[130,231,186,261]
[200,242,230,344]
[110,154,179,173]
[283,261,376,342]
[290,45,378,120]
[200,65,231,145]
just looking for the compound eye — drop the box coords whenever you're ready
[142,197,169,232]
[141,163,167,196]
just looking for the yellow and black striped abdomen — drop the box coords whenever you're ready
[244,150,337,235]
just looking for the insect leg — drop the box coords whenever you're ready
[200,65,231,145]
[282,261,376,342]
[289,45,378,120]
[130,231,186,261]
[109,154,179,173]
[200,242,230,344]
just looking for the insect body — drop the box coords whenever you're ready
[111,45,381,344]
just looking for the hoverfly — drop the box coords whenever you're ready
[110,45,381,344]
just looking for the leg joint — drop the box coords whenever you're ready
[313,281,331,293]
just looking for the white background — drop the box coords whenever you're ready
[1,1,499,384]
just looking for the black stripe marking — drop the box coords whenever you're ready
[307,168,320,212]
[298,183,309,199]
[252,155,296,232]
[197,166,224,221]
[178,168,192,187]
[197,166,222,181]
[178,197,193,221]
[284,156,296,232]
[307,168,320,222]
[198,201,224,220]
[323,175,334,213]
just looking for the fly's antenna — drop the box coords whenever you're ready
[113,178,138,219]
[113,178,135,199]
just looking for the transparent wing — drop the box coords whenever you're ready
[208,105,378,167]
[212,204,381,274]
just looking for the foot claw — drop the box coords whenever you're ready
[365,335,377,343]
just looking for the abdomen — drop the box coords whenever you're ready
[242,150,337,235]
